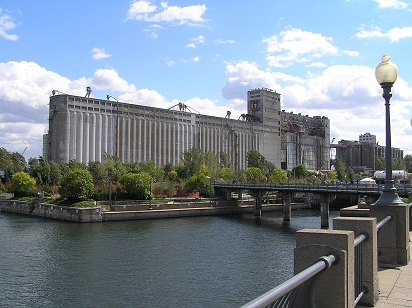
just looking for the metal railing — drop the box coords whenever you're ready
[213,181,412,197]
[241,214,393,308]
[353,214,391,306]
[240,255,336,308]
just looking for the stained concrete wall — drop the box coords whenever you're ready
[0,200,102,222]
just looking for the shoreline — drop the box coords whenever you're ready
[0,200,313,222]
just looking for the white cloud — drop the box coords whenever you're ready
[220,60,412,154]
[373,0,408,9]
[91,47,112,60]
[305,62,327,68]
[186,35,204,48]
[118,89,167,108]
[263,28,339,68]
[343,50,359,57]
[355,26,412,42]
[0,61,139,158]
[215,39,235,44]
[127,0,207,25]
[91,69,137,92]
[0,9,18,41]
[193,56,200,62]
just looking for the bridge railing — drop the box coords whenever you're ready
[213,181,412,196]
[240,255,337,308]
[241,214,396,308]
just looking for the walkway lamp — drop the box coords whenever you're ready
[374,54,404,205]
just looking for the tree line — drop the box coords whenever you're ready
[3,147,408,206]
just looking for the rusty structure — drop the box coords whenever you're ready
[281,111,330,171]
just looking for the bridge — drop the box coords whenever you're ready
[212,181,412,227]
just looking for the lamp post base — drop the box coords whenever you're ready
[374,180,405,206]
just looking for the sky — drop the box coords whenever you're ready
[1,0,412,161]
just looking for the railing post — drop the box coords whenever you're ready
[295,229,354,308]
[333,217,378,306]
[370,204,410,265]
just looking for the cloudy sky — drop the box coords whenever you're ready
[1,0,412,160]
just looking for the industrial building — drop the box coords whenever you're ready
[332,132,404,173]
[43,88,330,171]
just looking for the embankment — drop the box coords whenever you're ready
[0,199,311,222]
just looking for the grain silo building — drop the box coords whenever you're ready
[43,88,329,171]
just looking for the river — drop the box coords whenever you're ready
[0,210,338,307]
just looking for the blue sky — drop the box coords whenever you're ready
[1,0,412,160]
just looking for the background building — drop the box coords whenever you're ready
[44,88,330,171]
[332,132,404,174]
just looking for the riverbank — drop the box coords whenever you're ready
[0,199,312,222]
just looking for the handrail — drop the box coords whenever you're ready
[354,233,367,247]
[240,254,336,308]
[377,215,392,231]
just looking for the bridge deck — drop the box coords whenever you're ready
[213,182,411,197]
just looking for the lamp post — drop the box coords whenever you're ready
[374,54,404,206]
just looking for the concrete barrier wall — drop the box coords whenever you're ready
[101,206,254,221]
[0,200,102,222]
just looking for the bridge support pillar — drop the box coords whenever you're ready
[279,192,293,222]
[254,191,264,216]
[314,194,336,228]
[226,190,231,201]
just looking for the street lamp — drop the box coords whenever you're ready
[374,54,404,206]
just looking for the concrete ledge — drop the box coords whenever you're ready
[340,205,370,217]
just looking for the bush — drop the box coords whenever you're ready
[58,169,94,200]
[119,172,152,200]
[71,200,96,208]
[9,172,36,197]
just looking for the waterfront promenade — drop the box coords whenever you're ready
[358,231,412,308]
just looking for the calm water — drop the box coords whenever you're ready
[0,210,338,307]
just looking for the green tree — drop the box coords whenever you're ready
[292,164,308,181]
[246,167,264,182]
[327,170,338,183]
[167,170,178,181]
[88,161,107,184]
[393,158,405,170]
[348,168,356,183]
[9,172,36,196]
[10,152,27,174]
[182,148,204,177]
[0,148,26,182]
[58,169,94,200]
[247,150,266,169]
[270,167,288,183]
[376,157,385,171]
[404,155,412,173]
[28,157,51,185]
[219,151,231,168]
[119,172,152,200]
[219,166,236,181]
[246,150,274,176]
[334,157,347,182]
[184,173,211,196]
[49,162,62,185]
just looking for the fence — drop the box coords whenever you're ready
[241,213,396,308]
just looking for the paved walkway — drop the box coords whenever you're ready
[358,232,412,307]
